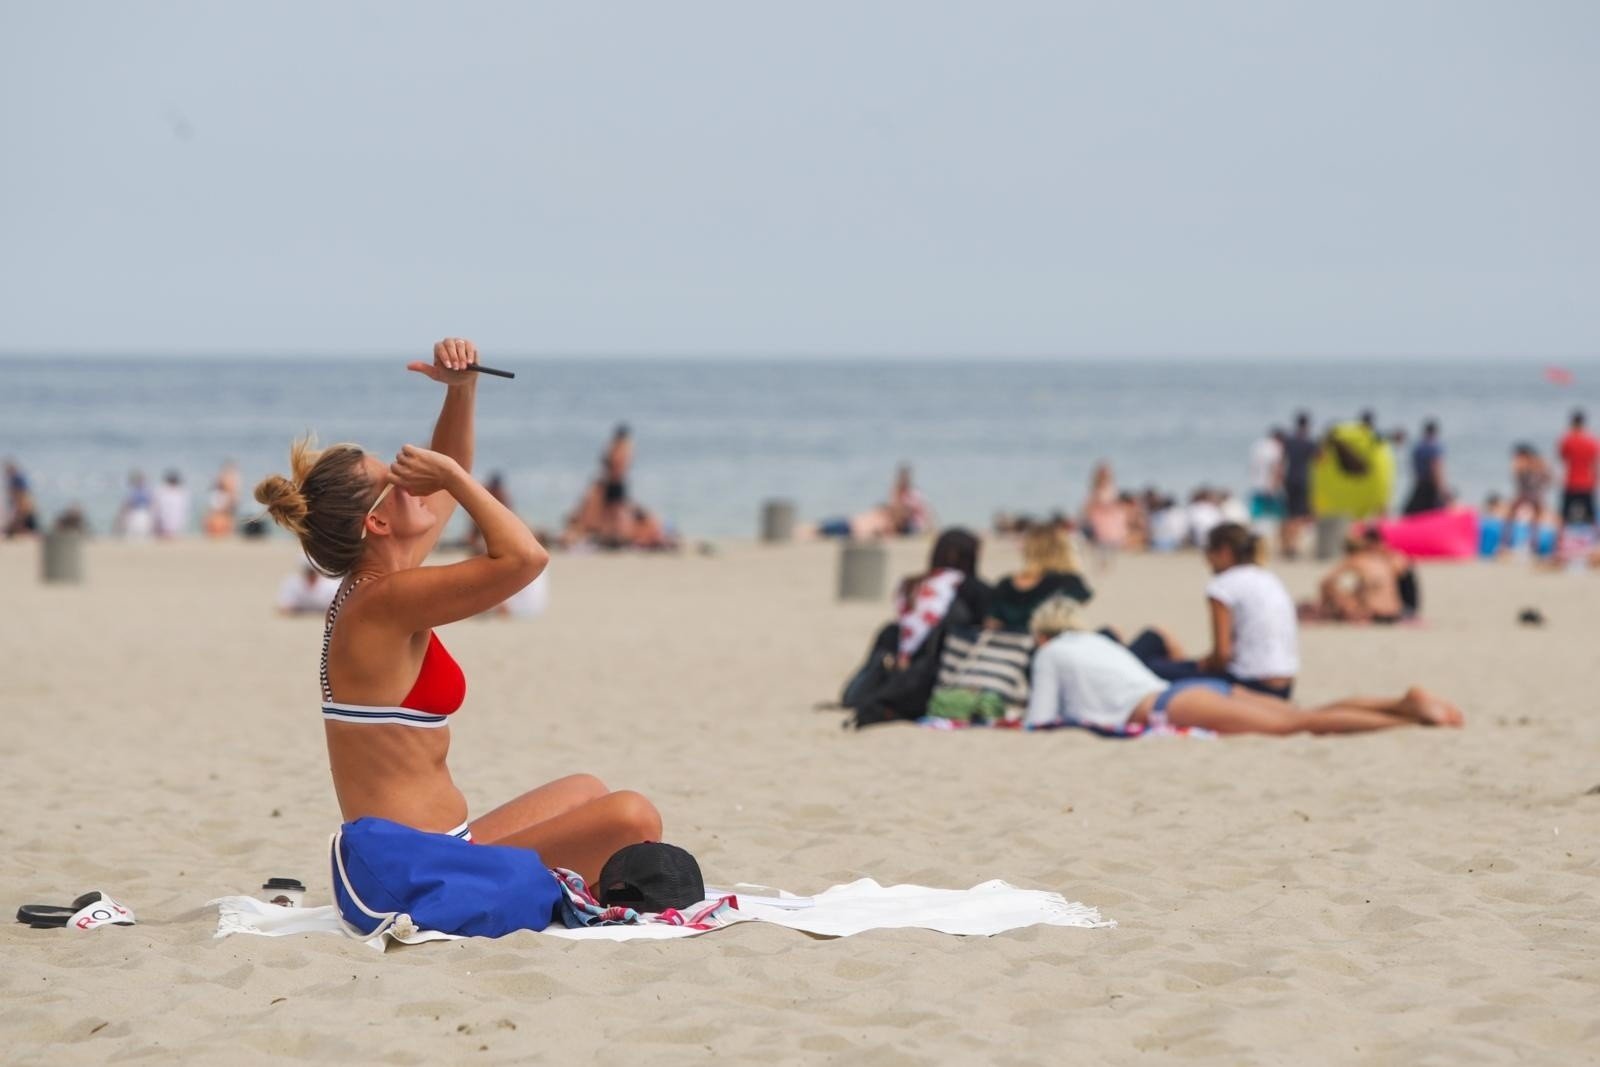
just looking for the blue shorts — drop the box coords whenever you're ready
[1153,677,1233,716]
[1250,492,1285,520]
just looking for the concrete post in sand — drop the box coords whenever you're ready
[760,499,796,544]
[1313,515,1350,561]
[42,530,84,584]
[837,541,888,601]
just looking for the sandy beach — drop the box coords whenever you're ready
[3,536,1597,1065]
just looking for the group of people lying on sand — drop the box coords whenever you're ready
[843,520,1461,735]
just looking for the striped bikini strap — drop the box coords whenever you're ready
[319,576,369,703]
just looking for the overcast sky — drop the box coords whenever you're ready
[1,2,1596,358]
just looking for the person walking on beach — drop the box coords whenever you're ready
[1557,409,1598,527]
[253,338,660,882]
[1403,419,1448,515]
[1280,413,1317,558]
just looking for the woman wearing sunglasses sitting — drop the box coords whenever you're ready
[254,338,661,882]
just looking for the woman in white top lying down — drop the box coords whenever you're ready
[1023,596,1463,735]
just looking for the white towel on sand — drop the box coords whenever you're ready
[212,878,1111,952]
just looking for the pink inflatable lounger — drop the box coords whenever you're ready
[1366,507,1480,560]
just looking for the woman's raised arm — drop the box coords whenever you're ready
[405,338,480,554]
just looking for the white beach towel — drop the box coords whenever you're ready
[212,878,1111,952]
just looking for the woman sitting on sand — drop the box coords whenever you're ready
[986,524,1092,634]
[254,338,661,882]
[895,528,991,665]
[841,529,991,725]
[1118,523,1301,698]
[1024,596,1462,734]
[1300,529,1416,623]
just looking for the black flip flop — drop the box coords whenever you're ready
[16,891,106,929]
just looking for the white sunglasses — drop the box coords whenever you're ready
[360,483,394,540]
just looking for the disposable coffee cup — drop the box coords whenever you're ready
[262,877,306,908]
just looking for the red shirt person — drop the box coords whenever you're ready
[1558,409,1599,525]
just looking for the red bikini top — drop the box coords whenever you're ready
[400,632,466,715]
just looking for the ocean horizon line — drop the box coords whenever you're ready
[3,349,1597,366]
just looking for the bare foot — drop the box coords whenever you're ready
[1399,686,1464,727]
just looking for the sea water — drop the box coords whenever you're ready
[1,356,1592,538]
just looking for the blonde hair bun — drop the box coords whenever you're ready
[254,473,309,537]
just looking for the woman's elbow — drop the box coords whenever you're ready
[516,541,550,580]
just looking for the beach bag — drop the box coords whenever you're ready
[840,622,898,710]
[840,588,989,728]
[330,817,562,939]
[842,621,949,728]
[934,626,1033,720]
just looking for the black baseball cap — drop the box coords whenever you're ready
[596,843,705,913]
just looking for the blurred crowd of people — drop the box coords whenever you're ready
[975,406,1599,571]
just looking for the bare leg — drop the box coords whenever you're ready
[1310,687,1464,726]
[1156,687,1414,735]
[470,774,664,883]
